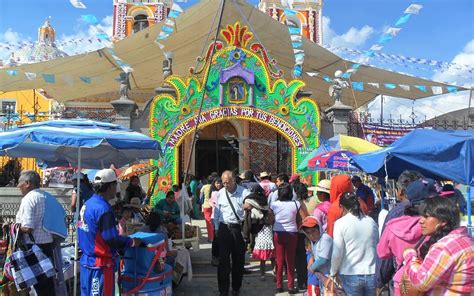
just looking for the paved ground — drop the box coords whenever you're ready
[173,219,305,296]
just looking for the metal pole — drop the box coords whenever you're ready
[380,95,384,125]
[215,124,219,173]
[73,147,81,296]
[468,87,473,118]
[467,186,472,237]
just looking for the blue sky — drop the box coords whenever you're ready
[0,0,473,120]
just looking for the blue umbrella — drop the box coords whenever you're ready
[350,129,474,231]
[0,119,161,168]
[0,119,161,294]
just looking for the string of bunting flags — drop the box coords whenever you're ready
[305,70,461,95]
[282,8,304,78]
[340,3,423,80]
[154,3,184,50]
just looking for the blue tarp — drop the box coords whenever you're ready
[0,119,161,168]
[350,129,474,186]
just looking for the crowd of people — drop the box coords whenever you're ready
[199,169,473,296]
[5,165,474,296]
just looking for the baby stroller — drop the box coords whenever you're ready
[119,232,173,295]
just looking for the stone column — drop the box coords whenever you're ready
[324,101,353,136]
[111,98,137,129]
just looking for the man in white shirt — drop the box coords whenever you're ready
[16,170,57,296]
[214,171,250,296]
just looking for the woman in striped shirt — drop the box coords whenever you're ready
[402,196,474,295]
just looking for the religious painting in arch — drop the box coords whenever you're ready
[227,77,247,104]
[149,22,321,205]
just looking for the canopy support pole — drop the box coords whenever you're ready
[73,147,82,296]
[467,186,472,237]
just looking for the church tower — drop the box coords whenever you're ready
[113,0,173,41]
[258,0,323,45]
[38,18,56,46]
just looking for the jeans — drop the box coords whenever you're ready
[274,231,298,289]
[339,274,376,296]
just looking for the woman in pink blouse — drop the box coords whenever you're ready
[402,196,474,295]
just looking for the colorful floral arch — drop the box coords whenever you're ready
[149,22,320,204]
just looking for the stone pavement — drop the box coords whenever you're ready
[173,219,305,296]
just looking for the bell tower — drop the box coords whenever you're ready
[258,0,323,45]
[113,0,173,41]
[38,17,56,46]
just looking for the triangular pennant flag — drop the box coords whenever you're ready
[70,0,86,9]
[42,74,56,84]
[294,52,305,61]
[370,44,383,51]
[378,35,393,44]
[384,83,396,89]
[399,84,410,91]
[395,14,411,26]
[293,49,304,55]
[155,41,165,49]
[80,76,92,84]
[293,65,302,78]
[284,8,297,16]
[323,76,333,83]
[25,72,37,80]
[447,86,458,93]
[292,42,302,48]
[288,27,300,35]
[351,82,364,91]
[157,31,170,41]
[404,4,423,14]
[291,35,302,43]
[165,19,175,27]
[162,25,174,34]
[431,86,443,95]
[367,82,380,88]
[81,15,99,25]
[168,10,181,19]
[414,85,427,92]
[341,73,351,79]
[351,63,361,69]
[6,70,18,76]
[306,72,319,77]
[171,3,184,13]
[385,27,402,37]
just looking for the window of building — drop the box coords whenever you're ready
[133,14,149,33]
[2,101,16,114]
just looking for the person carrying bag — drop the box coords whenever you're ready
[8,224,56,292]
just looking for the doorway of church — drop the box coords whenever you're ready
[195,139,239,178]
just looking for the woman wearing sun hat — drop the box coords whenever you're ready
[311,179,331,232]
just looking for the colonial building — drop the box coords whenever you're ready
[113,0,173,40]
[258,0,323,45]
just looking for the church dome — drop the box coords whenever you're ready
[14,18,68,64]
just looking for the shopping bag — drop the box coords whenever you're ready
[9,229,56,291]
[323,276,346,296]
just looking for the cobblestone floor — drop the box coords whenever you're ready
[174,219,305,296]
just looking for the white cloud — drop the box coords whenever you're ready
[0,15,113,64]
[432,39,474,87]
[366,92,470,122]
[322,16,374,49]
[58,15,114,55]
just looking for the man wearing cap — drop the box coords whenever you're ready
[78,169,141,296]
[214,171,250,296]
[259,171,277,198]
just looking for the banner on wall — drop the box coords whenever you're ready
[361,123,414,147]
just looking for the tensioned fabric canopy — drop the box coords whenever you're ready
[0,0,464,108]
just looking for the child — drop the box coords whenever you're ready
[305,238,320,296]
[242,192,274,281]
[118,207,133,236]
[300,216,333,295]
